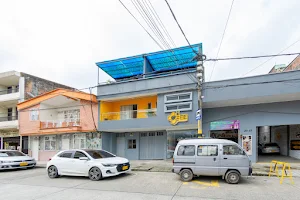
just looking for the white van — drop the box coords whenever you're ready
[172,138,252,184]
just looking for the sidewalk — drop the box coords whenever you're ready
[37,160,300,177]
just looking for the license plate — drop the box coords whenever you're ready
[271,150,276,152]
[20,162,28,166]
[122,165,129,170]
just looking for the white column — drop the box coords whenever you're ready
[19,135,22,152]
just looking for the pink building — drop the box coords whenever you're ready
[17,89,99,161]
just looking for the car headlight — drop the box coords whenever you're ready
[102,164,117,167]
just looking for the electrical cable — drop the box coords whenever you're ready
[209,0,235,81]
[242,37,300,77]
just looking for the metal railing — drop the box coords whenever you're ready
[0,115,18,122]
[101,109,157,121]
[0,88,19,96]
[40,119,81,129]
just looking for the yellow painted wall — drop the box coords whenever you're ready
[100,96,157,121]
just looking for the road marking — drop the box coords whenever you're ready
[182,182,188,185]
[192,180,220,187]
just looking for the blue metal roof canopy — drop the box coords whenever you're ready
[96,43,202,80]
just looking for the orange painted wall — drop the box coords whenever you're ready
[19,100,98,136]
[100,96,157,121]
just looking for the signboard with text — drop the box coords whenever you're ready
[210,120,240,131]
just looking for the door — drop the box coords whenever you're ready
[116,133,126,157]
[125,133,139,160]
[140,133,148,159]
[194,144,220,176]
[72,151,90,175]
[56,151,74,175]
[220,144,249,175]
[31,139,39,161]
[140,132,166,160]
[154,132,165,159]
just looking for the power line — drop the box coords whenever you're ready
[206,52,300,62]
[118,0,165,50]
[164,0,200,57]
[242,37,300,77]
[209,0,235,81]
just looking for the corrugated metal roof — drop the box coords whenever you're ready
[96,43,202,79]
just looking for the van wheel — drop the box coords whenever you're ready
[180,169,193,182]
[225,170,240,184]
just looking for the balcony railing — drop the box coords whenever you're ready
[40,119,81,129]
[0,88,19,96]
[0,115,18,122]
[101,109,157,121]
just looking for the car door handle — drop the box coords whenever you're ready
[213,158,216,161]
[223,158,228,160]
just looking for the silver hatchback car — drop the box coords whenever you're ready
[0,150,36,170]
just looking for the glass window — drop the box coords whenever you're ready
[85,150,115,159]
[30,109,39,121]
[74,134,86,149]
[44,136,56,150]
[197,145,218,156]
[177,145,195,156]
[0,151,25,157]
[223,145,244,155]
[128,139,136,149]
[58,152,73,158]
[74,151,87,159]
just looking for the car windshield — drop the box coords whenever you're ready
[0,151,25,157]
[85,150,115,159]
[265,143,279,147]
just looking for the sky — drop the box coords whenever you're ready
[0,0,300,92]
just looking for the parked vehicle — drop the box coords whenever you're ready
[172,139,252,184]
[47,149,130,181]
[258,143,280,154]
[0,150,36,170]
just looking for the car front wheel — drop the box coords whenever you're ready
[89,167,102,181]
[48,165,59,178]
[225,170,240,184]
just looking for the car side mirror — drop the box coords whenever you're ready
[79,157,89,161]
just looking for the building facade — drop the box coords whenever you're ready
[17,89,99,161]
[0,71,72,153]
[97,44,300,163]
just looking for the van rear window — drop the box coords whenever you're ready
[177,145,195,156]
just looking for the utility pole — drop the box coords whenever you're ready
[196,55,205,138]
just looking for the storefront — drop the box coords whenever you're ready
[167,129,197,159]
[209,120,240,143]
[29,132,102,161]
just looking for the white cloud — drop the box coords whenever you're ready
[0,0,300,90]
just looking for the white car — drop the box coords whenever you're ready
[47,149,130,181]
[0,150,36,170]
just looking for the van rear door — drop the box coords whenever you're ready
[194,144,220,176]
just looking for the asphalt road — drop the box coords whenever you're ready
[0,168,299,200]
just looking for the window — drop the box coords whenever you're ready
[177,145,195,156]
[85,150,115,159]
[30,109,39,121]
[74,134,86,149]
[74,151,88,159]
[58,151,73,158]
[148,103,152,109]
[128,139,136,149]
[197,145,218,156]
[157,132,164,136]
[223,145,244,155]
[149,132,155,136]
[0,151,25,157]
[120,105,137,119]
[60,109,80,122]
[141,133,147,137]
[44,136,56,150]
[164,92,192,103]
[164,102,192,112]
